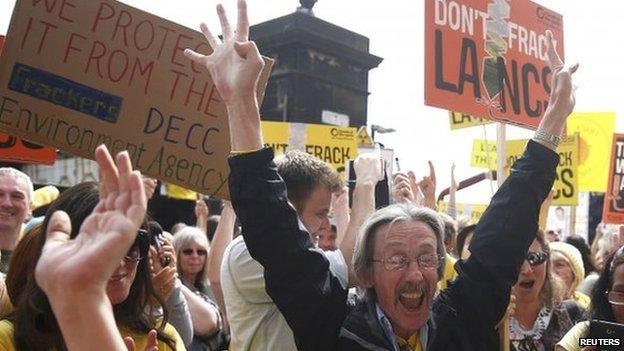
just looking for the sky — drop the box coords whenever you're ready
[1,0,622,205]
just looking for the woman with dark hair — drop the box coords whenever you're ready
[0,181,185,350]
[556,245,624,350]
[509,230,585,350]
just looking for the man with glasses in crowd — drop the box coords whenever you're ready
[182,1,579,349]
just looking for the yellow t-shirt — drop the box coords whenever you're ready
[555,321,589,351]
[396,332,424,351]
[437,254,458,291]
[0,319,185,351]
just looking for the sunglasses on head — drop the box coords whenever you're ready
[182,248,208,256]
[526,251,549,266]
[125,229,150,262]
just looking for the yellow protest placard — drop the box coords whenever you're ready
[438,202,489,224]
[470,139,498,169]
[471,136,579,205]
[261,121,358,176]
[470,139,526,170]
[567,112,616,192]
[357,126,374,146]
[448,111,492,130]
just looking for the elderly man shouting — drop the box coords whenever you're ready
[184,1,578,349]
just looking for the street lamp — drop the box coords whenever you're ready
[371,124,396,141]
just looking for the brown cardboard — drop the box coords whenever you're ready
[0,0,273,199]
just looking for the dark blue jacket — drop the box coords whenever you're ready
[228,140,558,350]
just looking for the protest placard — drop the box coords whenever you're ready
[448,111,492,130]
[438,201,488,223]
[603,134,624,224]
[0,133,56,164]
[567,112,616,192]
[0,35,56,165]
[261,121,358,177]
[425,0,564,129]
[472,134,579,205]
[0,0,273,199]
[357,126,374,146]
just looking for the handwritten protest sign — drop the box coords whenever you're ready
[0,0,273,199]
[471,134,579,205]
[448,111,492,130]
[425,0,564,129]
[603,134,624,224]
[262,121,358,177]
[0,35,57,165]
[567,112,616,192]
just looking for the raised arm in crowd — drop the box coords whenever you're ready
[183,1,578,350]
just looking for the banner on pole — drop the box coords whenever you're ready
[603,134,624,224]
[261,121,358,177]
[425,0,564,129]
[567,112,616,192]
[0,0,273,199]
[471,134,579,205]
[438,201,489,224]
[448,111,492,130]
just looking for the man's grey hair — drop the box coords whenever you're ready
[353,204,446,293]
[0,167,34,204]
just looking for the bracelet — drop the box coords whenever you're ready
[533,130,561,148]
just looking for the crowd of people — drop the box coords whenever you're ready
[0,1,621,350]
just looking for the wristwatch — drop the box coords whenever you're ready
[534,130,561,148]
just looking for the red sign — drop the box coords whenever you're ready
[0,133,56,164]
[603,134,624,224]
[425,0,564,129]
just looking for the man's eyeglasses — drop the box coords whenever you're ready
[371,253,443,271]
[182,248,208,256]
[606,291,624,306]
[125,229,149,262]
[526,251,549,266]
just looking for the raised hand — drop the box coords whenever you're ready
[418,161,437,210]
[195,199,209,232]
[537,30,579,144]
[36,146,146,300]
[35,145,147,351]
[124,330,160,351]
[354,149,384,186]
[184,0,264,104]
[185,0,265,151]
[450,163,457,193]
[392,172,415,204]
[142,176,157,200]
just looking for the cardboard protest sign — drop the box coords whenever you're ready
[0,0,273,199]
[261,121,358,177]
[448,111,492,130]
[472,135,579,205]
[567,112,616,192]
[603,134,624,224]
[425,0,564,129]
[0,35,57,165]
[0,133,56,164]
[438,201,488,224]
